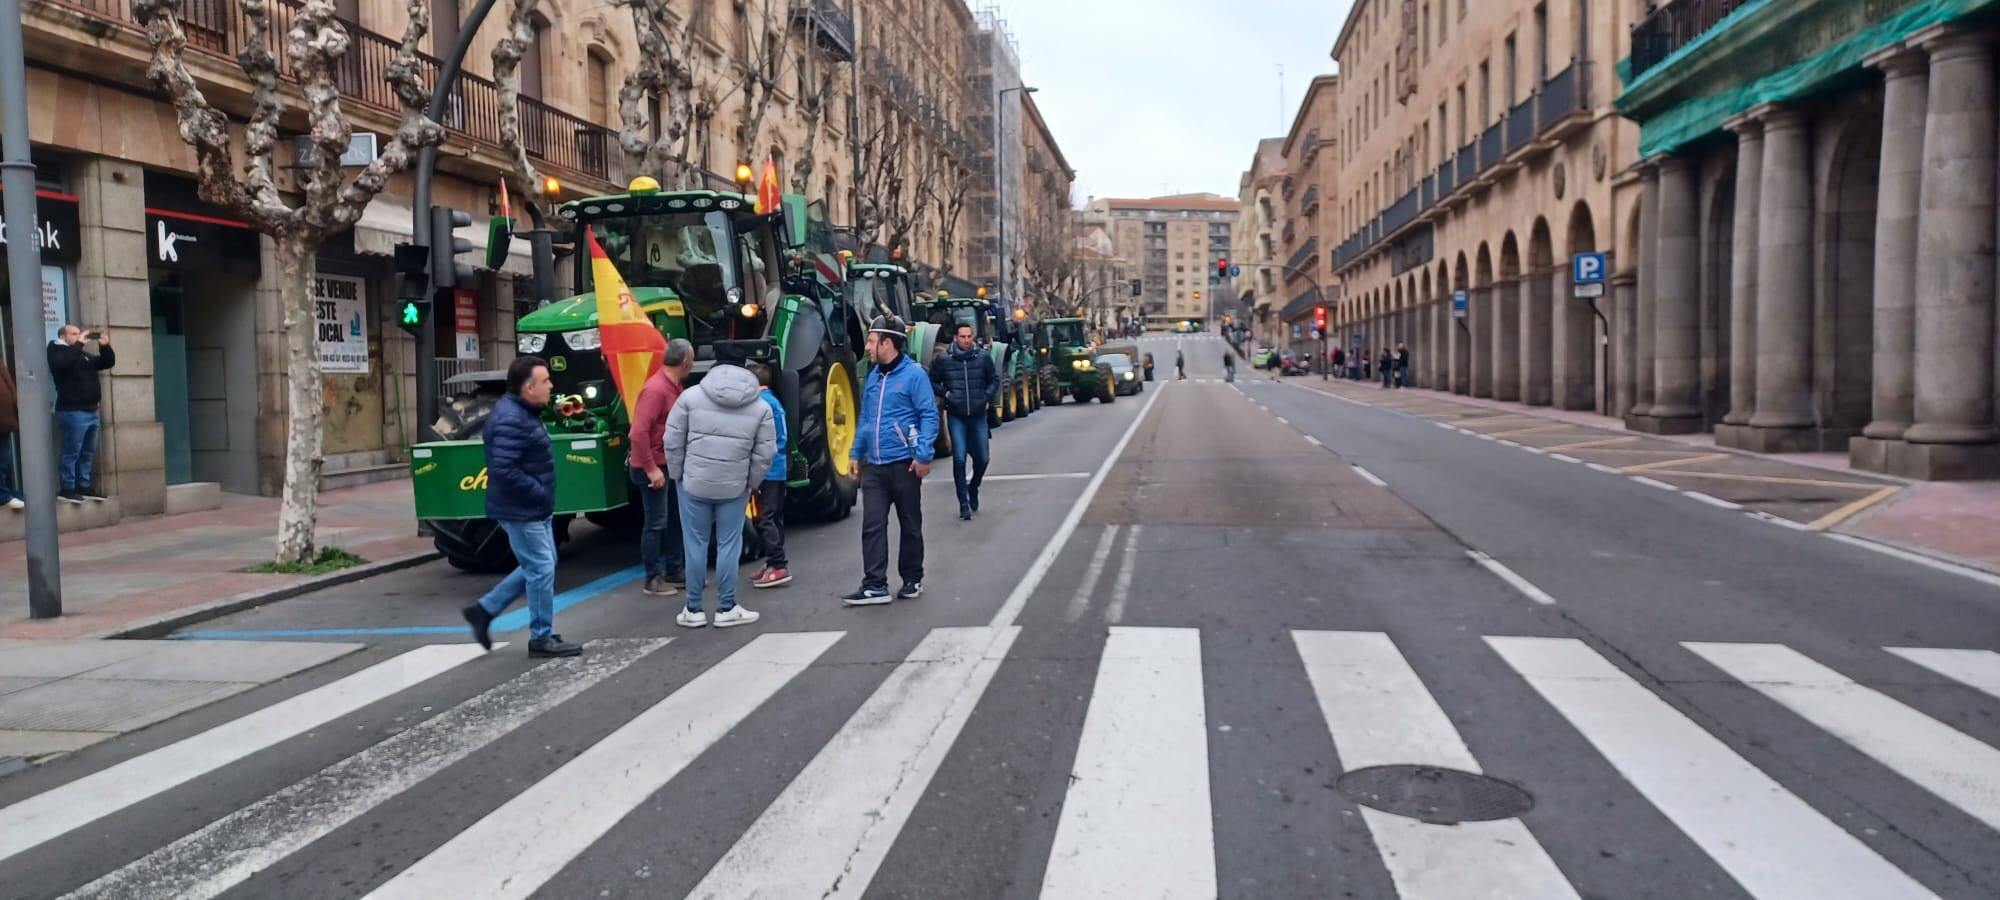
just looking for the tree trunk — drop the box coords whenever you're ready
[274,235,325,564]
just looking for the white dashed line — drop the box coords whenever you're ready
[1631,476,1679,491]
[1824,533,2000,589]
[1467,551,1559,605]
[1433,421,1455,430]
[1351,465,1389,487]
[1275,416,1290,425]
[1747,510,1815,532]
[1523,446,1548,455]
[1305,435,1323,447]
[1477,433,1498,441]
[1683,491,1744,510]
[1498,439,1522,448]
[1551,454,1583,464]
[1584,463,1622,475]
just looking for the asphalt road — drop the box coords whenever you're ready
[4,331,2000,899]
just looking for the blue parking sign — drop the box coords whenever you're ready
[1572,252,1607,285]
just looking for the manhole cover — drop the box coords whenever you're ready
[1335,764,1535,824]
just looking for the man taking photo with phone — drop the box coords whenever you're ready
[47,324,115,503]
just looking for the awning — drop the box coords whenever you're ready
[351,199,536,277]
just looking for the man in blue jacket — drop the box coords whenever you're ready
[461,356,580,658]
[842,316,940,606]
[931,322,997,520]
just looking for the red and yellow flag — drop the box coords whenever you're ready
[755,158,782,215]
[586,226,667,419]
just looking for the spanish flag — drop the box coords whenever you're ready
[755,158,782,215]
[586,226,667,420]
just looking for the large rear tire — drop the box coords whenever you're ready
[790,345,862,523]
[1039,366,1062,407]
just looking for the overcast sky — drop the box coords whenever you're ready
[996,0,1354,202]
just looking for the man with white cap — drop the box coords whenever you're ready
[842,316,939,606]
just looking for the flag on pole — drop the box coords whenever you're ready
[755,158,782,215]
[586,226,667,419]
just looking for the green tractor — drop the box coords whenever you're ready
[911,291,1037,427]
[1036,316,1117,405]
[414,179,863,571]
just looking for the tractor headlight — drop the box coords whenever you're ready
[583,383,601,400]
[518,333,547,354]
[1071,359,1093,372]
[562,328,601,351]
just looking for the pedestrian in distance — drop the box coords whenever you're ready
[628,338,694,598]
[842,316,939,607]
[0,355,20,510]
[663,350,777,628]
[748,361,792,589]
[931,322,996,521]
[1331,346,1346,380]
[1142,352,1155,381]
[1395,341,1411,389]
[1379,348,1394,388]
[1175,348,1186,380]
[461,356,579,658]
[1223,350,1236,383]
[47,324,114,503]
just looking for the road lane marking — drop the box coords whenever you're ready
[1466,551,1557,605]
[1630,476,1679,491]
[990,381,1163,627]
[1545,436,1639,452]
[1352,465,1389,487]
[1498,439,1522,447]
[1805,485,1902,532]
[1887,648,2000,699]
[1295,632,1578,899]
[1584,462,1622,474]
[1523,446,1549,455]
[1682,491,1743,510]
[1550,454,1583,464]
[370,632,840,900]
[1621,452,1731,473]
[1065,526,1122,623]
[1489,637,1931,899]
[1304,434,1323,447]
[1042,628,1214,899]
[1823,533,2000,590]
[0,644,488,864]
[1433,421,1455,430]
[1103,526,1143,623]
[1275,415,1290,425]
[1687,641,2000,832]
[981,472,1093,481]
[690,627,1018,900]
[68,639,668,900]
[1747,510,1816,531]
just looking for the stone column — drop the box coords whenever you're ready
[1612,272,1638,415]
[1471,287,1493,397]
[1643,154,1705,433]
[1432,299,1447,388]
[1552,265,1592,409]
[1523,267,1555,405]
[1744,104,1819,451]
[1850,47,1926,471]
[1452,296,1473,394]
[1492,278,1522,401]
[72,157,165,516]
[1900,27,2000,478]
[1718,114,1764,446]
[1629,165,1661,425]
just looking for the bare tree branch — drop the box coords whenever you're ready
[491,0,547,221]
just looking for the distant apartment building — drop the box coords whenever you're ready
[1083,195,1240,325]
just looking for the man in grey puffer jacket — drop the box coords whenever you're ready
[663,359,777,628]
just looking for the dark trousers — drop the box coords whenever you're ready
[946,413,989,511]
[860,462,924,589]
[630,468,684,577]
[755,479,788,569]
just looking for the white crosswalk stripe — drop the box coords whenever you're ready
[8,626,1999,899]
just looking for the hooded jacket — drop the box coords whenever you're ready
[931,342,998,419]
[483,393,555,522]
[664,363,777,501]
[852,352,939,466]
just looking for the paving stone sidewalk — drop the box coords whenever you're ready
[0,480,433,639]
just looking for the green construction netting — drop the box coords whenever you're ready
[1630,0,1989,158]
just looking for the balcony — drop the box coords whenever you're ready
[1282,285,1323,322]
[40,0,614,181]
[1505,97,1537,154]
[1477,123,1503,173]
[1300,184,1320,212]
[1286,237,1318,274]
[793,0,857,62]
[1283,220,1296,244]
[1630,0,1748,80]
[1455,144,1476,185]
[1435,159,1456,199]
[1537,62,1591,139]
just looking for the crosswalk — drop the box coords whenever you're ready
[7,626,2000,898]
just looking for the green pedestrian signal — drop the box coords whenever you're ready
[401,301,421,325]
[397,297,430,335]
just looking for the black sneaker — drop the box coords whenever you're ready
[461,604,494,651]
[529,635,582,658]
[897,582,924,600]
[969,486,980,512]
[58,491,84,505]
[959,505,972,521]
[80,488,108,502]
[663,570,687,586]
[842,586,893,607]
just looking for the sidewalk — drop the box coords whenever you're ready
[0,481,435,639]
[1286,378,2000,576]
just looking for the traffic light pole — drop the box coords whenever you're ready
[411,0,500,443]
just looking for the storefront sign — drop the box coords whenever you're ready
[0,190,82,264]
[146,209,261,275]
[40,265,68,343]
[314,273,369,373]
[454,289,480,360]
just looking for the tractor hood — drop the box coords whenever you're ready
[517,287,684,334]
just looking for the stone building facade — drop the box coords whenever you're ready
[1278,76,1340,342]
[1235,138,1289,349]
[1617,0,2000,480]
[1084,195,1240,326]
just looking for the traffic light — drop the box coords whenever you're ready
[429,205,476,291]
[1216,258,1229,281]
[396,296,430,335]
[1314,306,1328,333]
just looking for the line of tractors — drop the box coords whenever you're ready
[409,178,1135,572]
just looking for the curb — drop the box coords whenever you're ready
[100,550,444,640]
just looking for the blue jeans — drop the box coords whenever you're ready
[0,434,19,502]
[679,488,747,613]
[477,517,557,643]
[630,468,684,578]
[57,409,99,492]
[947,413,989,511]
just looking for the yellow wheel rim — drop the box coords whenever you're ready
[828,362,857,477]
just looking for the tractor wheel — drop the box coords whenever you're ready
[1019,379,1033,416]
[989,382,1006,429]
[1100,370,1118,404]
[429,385,515,573]
[1038,366,1062,407]
[1003,379,1019,422]
[789,344,862,523]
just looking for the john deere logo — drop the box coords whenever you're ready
[550,356,567,372]
[564,453,597,466]
[412,461,437,477]
[459,467,489,491]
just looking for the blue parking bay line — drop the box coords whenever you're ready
[173,565,646,640]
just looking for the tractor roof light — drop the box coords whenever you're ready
[626,176,658,195]
[740,302,762,318]
[1012,308,1026,321]
[734,164,754,189]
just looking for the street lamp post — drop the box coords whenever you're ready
[994,85,1037,314]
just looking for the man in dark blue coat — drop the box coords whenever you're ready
[931,322,998,520]
[461,356,579,658]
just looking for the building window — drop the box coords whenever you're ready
[1534,3,1549,80]
[1504,35,1517,105]
[587,49,612,125]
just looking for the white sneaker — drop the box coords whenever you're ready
[4,498,21,510]
[712,606,761,628]
[675,608,708,628]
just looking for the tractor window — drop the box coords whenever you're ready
[591,210,739,351]
[1045,321,1088,347]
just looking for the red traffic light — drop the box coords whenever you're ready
[1216,258,1229,276]
[1313,306,1328,330]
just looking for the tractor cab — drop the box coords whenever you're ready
[844,263,918,324]
[913,293,997,347]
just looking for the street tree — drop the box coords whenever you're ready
[931,166,974,275]
[132,0,444,565]
[788,10,847,201]
[610,0,713,186]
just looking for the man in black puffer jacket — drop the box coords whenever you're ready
[461,356,579,659]
[931,323,998,520]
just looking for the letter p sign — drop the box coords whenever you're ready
[1572,252,1607,286]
